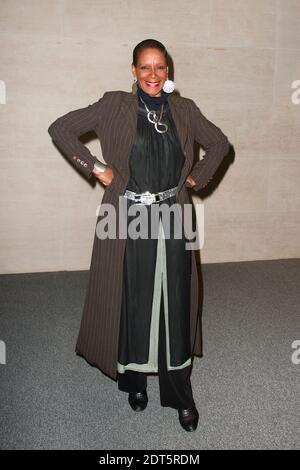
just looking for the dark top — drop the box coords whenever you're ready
[126,96,185,193]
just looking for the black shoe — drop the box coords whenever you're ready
[178,406,199,432]
[128,389,148,412]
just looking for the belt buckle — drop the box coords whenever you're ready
[140,191,155,205]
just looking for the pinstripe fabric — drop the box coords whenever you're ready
[48,90,229,381]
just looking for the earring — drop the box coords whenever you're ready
[163,79,175,93]
[132,77,138,94]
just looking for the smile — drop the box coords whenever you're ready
[145,81,160,88]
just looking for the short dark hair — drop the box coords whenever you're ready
[132,39,168,67]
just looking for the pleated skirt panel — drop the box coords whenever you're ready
[117,196,192,374]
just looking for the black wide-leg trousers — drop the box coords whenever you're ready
[117,288,195,410]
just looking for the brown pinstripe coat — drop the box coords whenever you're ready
[48,90,229,381]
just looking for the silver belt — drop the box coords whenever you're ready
[123,186,178,205]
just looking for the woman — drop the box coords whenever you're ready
[48,39,229,432]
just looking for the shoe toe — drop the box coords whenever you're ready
[128,390,148,412]
[178,406,199,432]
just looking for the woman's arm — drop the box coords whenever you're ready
[188,101,230,191]
[48,93,108,179]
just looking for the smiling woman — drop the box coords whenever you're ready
[47,38,229,433]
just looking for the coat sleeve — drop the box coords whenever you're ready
[48,92,108,179]
[187,100,230,191]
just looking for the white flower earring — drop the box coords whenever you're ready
[163,79,175,93]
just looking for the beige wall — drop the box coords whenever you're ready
[1,0,299,274]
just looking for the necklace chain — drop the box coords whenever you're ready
[138,96,168,134]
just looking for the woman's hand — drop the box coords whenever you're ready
[92,166,114,187]
[185,175,196,188]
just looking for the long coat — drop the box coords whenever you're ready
[48,90,229,381]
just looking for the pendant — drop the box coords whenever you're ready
[142,97,168,133]
[155,122,168,133]
[147,110,158,124]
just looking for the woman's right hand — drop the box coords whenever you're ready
[92,166,114,187]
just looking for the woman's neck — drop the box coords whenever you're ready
[136,83,168,110]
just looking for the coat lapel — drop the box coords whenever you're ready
[168,93,189,158]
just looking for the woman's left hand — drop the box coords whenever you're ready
[185,175,196,187]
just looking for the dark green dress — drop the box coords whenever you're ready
[117,97,192,374]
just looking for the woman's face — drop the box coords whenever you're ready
[132,48,168,97]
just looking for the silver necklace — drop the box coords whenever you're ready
[138,96,168,134]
